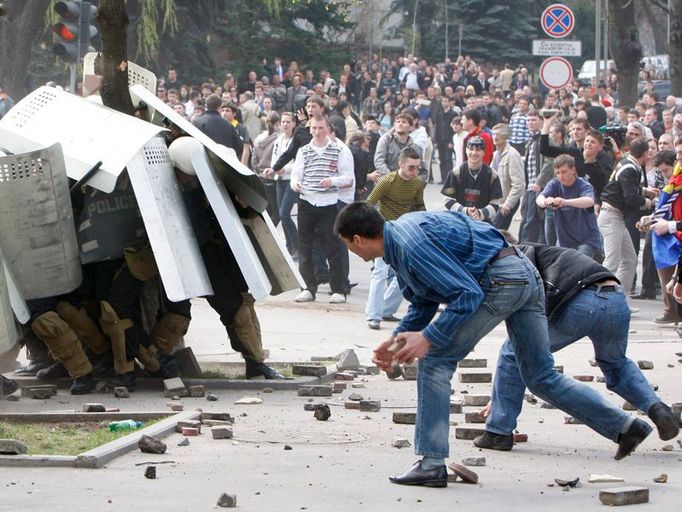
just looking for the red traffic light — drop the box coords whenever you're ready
[53,22,77,42]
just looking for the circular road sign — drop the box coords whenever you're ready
[539,57,573,89]
[541,3,575,39]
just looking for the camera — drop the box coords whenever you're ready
[603,123,627,149]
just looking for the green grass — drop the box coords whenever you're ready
[0,420,162,456]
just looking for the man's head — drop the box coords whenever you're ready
[492,123,510,149]
[666,95,677,109]
[334,202,386,261]
[628,138,650,162]
[466,136,485,166]
[205,94,222,112]
[393,114,412,135]
[462,109,481,132]
[659,132,673,151]
[306,97,325,119]
[549,122,566,146]
[220,102,239,121]
[569,118,589,144]
[450,117,463,134]
[517,97,529,113]
[655,150,677,179]
[675,136,682,164]
[626,121,645,141]
[397,147,421,181]
[310,116,330,143]
[526,110,542,133]
[583,128,604,161]
[168,68,177,82]
[644,108,658,125]
[553,154,577,186]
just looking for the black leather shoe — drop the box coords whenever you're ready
[36,362,69,380]
[245,361,285,380]
[111,372,136,392]
[1,375,18,396]
[648,402,680,441]
[70,372,96,395]
[382,315,402,322]
[389,461,447,487]
[630,292,656,300]
[615,418,652,460]
[473,431,513,451]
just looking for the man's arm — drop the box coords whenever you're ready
[290,149,305,192]
[272,125,306,171]
[617,166,647,209]
[413,183,426,211]
[330,144,355,189]
[505,150,526,209]
[373,134,392,175]
[367,175,390,204]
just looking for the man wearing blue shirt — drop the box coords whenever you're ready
[537,154,602,257]
[335,203,653,488]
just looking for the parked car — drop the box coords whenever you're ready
[578,59,616,86]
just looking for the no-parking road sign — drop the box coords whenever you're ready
[541,3,575,39]
[539,57,573,89]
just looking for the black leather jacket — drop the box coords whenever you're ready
[518,243,616,321]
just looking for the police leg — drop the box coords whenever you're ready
[99,301,137,390]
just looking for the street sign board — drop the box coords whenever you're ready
[532,39,582,57]
[539,57,573,89]
[541,3,575,39]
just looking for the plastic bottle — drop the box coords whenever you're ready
[108,419,143,432]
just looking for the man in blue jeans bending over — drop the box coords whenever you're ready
[335,202,654,488]
[474,242,679,451]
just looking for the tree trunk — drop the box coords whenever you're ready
[95,0,133,115]
[0,0,51,100]
[609,0,642,108]
[670,0,682,96]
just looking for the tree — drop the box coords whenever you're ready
[96,0,133,114]
[0,0,52,99]
[609,0,642,107]
[648,0,682,96]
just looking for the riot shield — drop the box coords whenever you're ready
[0,143,82,299]
[0,249,19,354]
[126,137,213,302]
[130,84,267,213]
[0,86,164,193]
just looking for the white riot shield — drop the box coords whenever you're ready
[83,52,157,108]
[0,86,164,193]
[0,250,19,354]
[130,84,268,213]
[126,137,212,301]
[191,149,304,299]
[0,144,82,299]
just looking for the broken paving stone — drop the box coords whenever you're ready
[303,403,319,411]
[653,474,668,483]
[202,420,233,427]
[211,426,234,440]
[182,427,199,437]
[283,445,292,450]
[450,401,463,414]
[5,395,19,402]
[461,456,486,467]
[21,385,57,400]
[463,395,490,407]
[553,365,564,374]
[167,402,184,412]
[262,388,274,393]
[525,394,538,404]
[0,439,28,455]
[335,372,355,381]
[313,404,331,421]
[344,401,360,410]
[385,365,403,380]
[351,383,365,389]
[336,349,360,371]
[83,403,106,413]
[201,413,234,423]
[588,474,624,483]
[637,360,654,370]
[113,387,130,398]
[513,433,528,443]
[163,377,188,398]
[359,400,381,412]
[541,401,556,410]
[176,420,202,433]
[599,486,649,506]
[206,393,218,401]
[348,393,363,401]
[573,375,594,382]
[622,401,637,411]
[402,364,418,381]
[464,412,486,424]
[448,462,478,484]
[555,477,579,488]
[297,385,333,397]
[235,396,263,405]
[459,358,487,368]
[564,416,584,425]
[292,365,327,377]
[661,444,674,451]
[455,427,485,440]
[144,466,156,479]
[332,382,347,393]
[189,385,205,397]
[217,493,237,508]
[458,372,492,384]
[138,435,167,454]
[391,437,411,448]
[393,412,417,424]
[363,365,380,376]
[177,438,190,447]
[596,376,605,383]
[447,471,459,483]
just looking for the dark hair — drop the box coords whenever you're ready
[306,97,325,108]
[462,109,481,126]
[553,154,575,170]
[205,94,222,111]
[365,115,378,123]
[335,100,349,112]
[654,150,676,168]
[399,147,421,162]
[334,202,385,240]
[629,138,650,158]
[586,128,604,144]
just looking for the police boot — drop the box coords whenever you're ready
[15,331,54,376]
[136,344,161,375]
[36,361,70,380]
[99,301,136,391]
[1,375,19,397]
[70,372,96,395]
[152,313,190,355]
[231,293,266,363]
[56,301,110,356]
[31,312,94,381]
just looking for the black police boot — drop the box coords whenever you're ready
[70,372,96,395]
[111,372,136,392]
[648,402,680,441]
[1,375,19,396]
[36,362,70,380]
[245,360,285,380]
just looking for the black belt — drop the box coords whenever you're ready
[491,246,516,263]
[586,284,618,292]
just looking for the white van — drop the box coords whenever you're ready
[578,59,616,86]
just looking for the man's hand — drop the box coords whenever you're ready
[651,219,670,236]
[366,170,381,182]
[263,167,275,178]
[319,178,333,189]
[551,197,565,208]
[500,204,511,216]
[291,181,302,192]
[372,337,397,371]
[479,402,491,418]
[531,183,541,193]
[393,331,431,365]
[466,206,478,218]
[643,187,660,199]
[674,282,682,304]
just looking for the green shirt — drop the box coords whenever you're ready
[367,171,426,220]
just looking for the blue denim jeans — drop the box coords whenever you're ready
[519,190,546,243]
[365,257,403,321]
[486,286,658,436]
[544,208,557,246]
[414,252,632,458]
[275,180,298,255]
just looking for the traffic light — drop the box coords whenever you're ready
[52,1,98,63]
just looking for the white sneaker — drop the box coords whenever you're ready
[295,290,315,302]
[329,293,346,304]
